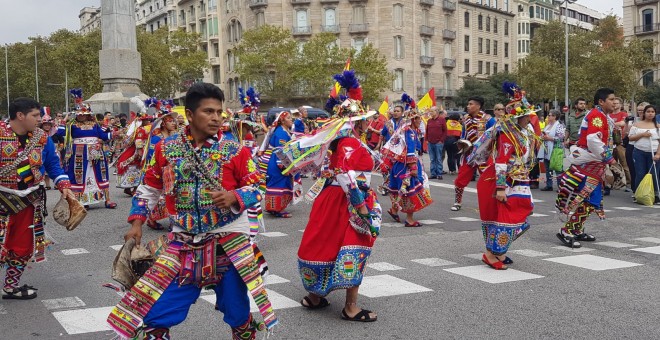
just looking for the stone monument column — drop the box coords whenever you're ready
[87,0,146,114]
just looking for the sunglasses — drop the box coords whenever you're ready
[494,108,504,111]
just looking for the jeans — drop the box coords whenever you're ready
[543,158,555,189]
[632,147,659,194]
[626,144,636,190]
[428,142,444,177]
[445,137,459,172]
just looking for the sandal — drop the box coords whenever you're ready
[2,285,38,300]
[147,220,164,231]
[387,209,400,223]
[300,296,330,310]
[45,186,52,190]
[270,211,292,218]
[482,254,507,270]
[450,204,461,211]
[341,308,377,322]
[404,221,422,227]
[123,188,134,196]
[502,256,513,265]
[105,201,117,209]
[574,233,596,242]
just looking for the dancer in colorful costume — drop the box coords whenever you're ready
[380,94,433,227]
[1,98,73,299]
[142,99,178,231]
[107,83,276,340]
[238,86,260,122]
[116,97,153,196]
[469,82,538,270]
[556,88,617,248]
[275,70,382,322]
[58,89,117,208]
[259,110,295,217]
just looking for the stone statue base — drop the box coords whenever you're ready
[87,88,147,114]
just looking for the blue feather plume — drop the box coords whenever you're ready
[333,70,360,92]
[502,81,519,97]
[246,87,260,106]
[69,88,83,99]
[238,87,247,106]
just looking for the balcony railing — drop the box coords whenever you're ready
[420,56,435,66]
[635,24,660,34]
[417,87,430,98]
[292,26,312,35]
[320,0,339,3]
[348,0,367,2]
[635,0,659,5]
[443,0,456,11]
[438,88,455,97]
[442,29,456,40]
[290,0,311,4]
[321,25,340,33]
[349,23,369,33]
[248,0,268,8]
[420,0,434,5]
[420,25,435,36]
[442,58,456,68]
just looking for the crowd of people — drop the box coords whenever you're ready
[0,73,652,339]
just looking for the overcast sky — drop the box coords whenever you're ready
[0,0,623,45]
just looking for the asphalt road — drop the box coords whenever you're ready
[2,158,660,340]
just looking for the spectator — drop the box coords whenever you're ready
[425,107,447,179]
[538,109,565,191]
[625,102,649,192]
[628,104,660,203]
[367,112,386,150]
[564,97,588,147]
[609,97,631,191]
[445,113,462,175]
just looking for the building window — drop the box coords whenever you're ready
[353,6,366,24]
[529,5,534,19]
[324,8,337,28]
[486,17,490,32]
[504,0,509,12]
[213,43,220,57]
[212,66,220,84]
[504,42,509,57]
[296,9,308,29]
[393,4,404,28]
[422,9,430,26]
[504,20,509,35]
[464,35,470,52]
[486,39,490,54]
[393,69,404,91]
[493,40,498,55]
[518,40,521,54]
[478,37,483,53]
[464,11,470,27]
[485,62,491,75]
[643,9,654,32]
[478,14,483,30]
[464,59,470,73]
[421,71,430,91]
[352,38,365,54]
[256,12,265,27]
[394,36,404,59]
[478,61,483,74]
[504,64,509,73]
[494,18,498,33]
[421,39,431,57]
[493,62,498,74]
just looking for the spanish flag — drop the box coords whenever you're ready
[378,96,389,117]
[329,58,351,98]
[417,87,436,111]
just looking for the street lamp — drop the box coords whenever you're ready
[560,0,577,122]
[46,70,69,113]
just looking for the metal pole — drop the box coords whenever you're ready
[64,70,69,113]
[564,0,569,120]
[5,44,9,114]
[34,45,39,102]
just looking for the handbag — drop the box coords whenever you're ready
[549,144,564,172]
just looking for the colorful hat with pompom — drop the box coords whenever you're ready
[502,81,536,118]
[69,89,93,115]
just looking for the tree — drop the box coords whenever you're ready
[297,33,348,105]
[516,16,653,104]
[350,44,394,105]
[455,73,517,109]
[234,25,299,105]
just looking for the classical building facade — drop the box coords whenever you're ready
[623,0,659,87]
[79,6,102,35]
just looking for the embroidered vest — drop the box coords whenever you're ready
[0,123,47,190]
[161,134,243,234]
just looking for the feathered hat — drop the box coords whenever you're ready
[324,70,374,120]
[141,97,162,120]
[69,88,92,115]
[239,87,261,113]
[502,81,537,118]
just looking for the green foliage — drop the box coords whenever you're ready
[638,82,660,105]
[516,15,653,104]
[455,72,517,109]
[0,27,207,116]
[235,25,392,107]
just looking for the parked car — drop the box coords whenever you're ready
[265,107,330,126]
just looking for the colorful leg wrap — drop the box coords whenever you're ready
[231,314,257,340]
[3,255,29,290]
[455,186,464,204]
[562,202,594,235]
[143,327,171,340]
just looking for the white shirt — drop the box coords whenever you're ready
[629,126,660,153]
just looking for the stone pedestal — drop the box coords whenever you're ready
[86,0,146,114]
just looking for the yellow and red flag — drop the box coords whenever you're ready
[329,58,351,98]
[417,87,436,112]
[378,96,389,117]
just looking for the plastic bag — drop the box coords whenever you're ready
[635,173,655,206]
[549,145,564,172]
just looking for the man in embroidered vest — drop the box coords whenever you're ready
[107,83,276,340]
[1,98,72,300]
[556,88,617,248]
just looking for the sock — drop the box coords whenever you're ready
[143,327,170,340]
[455,186,464,204]
[3,255,29,290]
[231,314,257,340]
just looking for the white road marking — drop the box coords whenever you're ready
[260,232,288,237]
[411,258,456,267]
[109,245,123,251]
[544,254,643,271]
[552,246,594,253]
[593,241,638,248]
[200,289,300,312]
[532,199,545,203]
[52,306,114,335]
[463,253,484,260]
[509,249,551,257]
[61,248,90,255]
[530,213,549,217]
[450,217,479,222]
[631,246,660,255]
[372,173,477,193]
[634,237,660,244]
[367,262,405,271]
[0,304,6,315]
[380,222,403,228]
[417,219,444,224]
[612,206,642,211]
[444,265,544,283]
[265,274,290,285]
[359,274,433,297]
[42,297,86,310]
